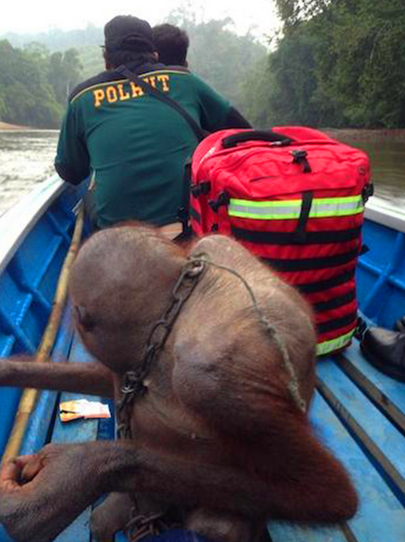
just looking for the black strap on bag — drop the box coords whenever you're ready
[293,191,313,243]
[115,65,205,239]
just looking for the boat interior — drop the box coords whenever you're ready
[0,181,404,542]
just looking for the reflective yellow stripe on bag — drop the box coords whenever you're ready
[316,330,355,357]
[229,196,364,220]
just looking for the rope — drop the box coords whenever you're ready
[190,254,307,413]
[121,251,308,539]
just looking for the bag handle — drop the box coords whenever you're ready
[222,130,293,149]
[115,65,205,142]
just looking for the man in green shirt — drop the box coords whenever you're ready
[55,15,251,229]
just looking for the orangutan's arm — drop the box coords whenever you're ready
[0,357,114,398]
[0,432,357,542]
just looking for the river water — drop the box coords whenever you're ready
[0,130,59,217]
[0,129,404,218]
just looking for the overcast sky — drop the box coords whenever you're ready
[0,0,280,40]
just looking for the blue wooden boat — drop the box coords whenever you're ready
[0,178,404,542]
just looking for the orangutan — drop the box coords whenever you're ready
[0,224,357,542]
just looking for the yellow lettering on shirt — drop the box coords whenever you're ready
[145,76,157,88]
[106,86,118,103]
[91,74,173,108]
[93,89,105,107]
[117,83,130,101]
[157,75,170,92]
[130,82,145,98]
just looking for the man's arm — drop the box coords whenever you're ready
[54,103,91,185]
[192,74,252,132]
[225,106,251,129]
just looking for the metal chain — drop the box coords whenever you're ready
[116,257,206,439]
[125,510,169,542]
[116,251,307,541]
[117,250,307,441]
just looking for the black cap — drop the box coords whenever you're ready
[104,15,155,53]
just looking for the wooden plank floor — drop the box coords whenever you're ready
[53,334,104,542]
[268,340,405,542]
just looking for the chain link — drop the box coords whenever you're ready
[116,257,206,439]
[116,251,307,540]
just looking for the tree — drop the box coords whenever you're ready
[164,10,267,113]
[48,48,82,104]
[243,0,405,128]
[311,0,405,127]
[275,0,330,29]
[0,40,63,127]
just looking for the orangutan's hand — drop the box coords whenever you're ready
[0,443,99,542]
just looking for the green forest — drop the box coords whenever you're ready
[0,42,82,128]
[246,0,405,128]
[0,0,404,129]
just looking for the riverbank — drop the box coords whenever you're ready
[325,128,405,141]
[0,121,31,130]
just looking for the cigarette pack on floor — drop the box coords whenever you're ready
[59,399,111,422]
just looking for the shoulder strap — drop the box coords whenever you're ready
[115,65,205,142]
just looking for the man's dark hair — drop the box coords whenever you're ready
[104,49,157,69]
[152,24,189,67]
[103,15,157,69]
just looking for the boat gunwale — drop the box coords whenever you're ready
[0,174,65,275]
[365,196,405,234]
[0,181,404,277]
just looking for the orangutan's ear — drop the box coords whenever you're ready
[74,305,96,332]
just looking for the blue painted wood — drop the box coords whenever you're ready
[46,211,72,244]
[269,390,405,541]
[269,521,347,542]
[0,387,23,458]
[0,331,102,542]
[0,182,83,360]
[0,304,74,459]
[51,389,97,542]
[11,234,63,292]
[0,335,14,358]
[317,360,405,494]
[0,526,14,542]
[342,340,405,416]
[0,184,83,459]
[310,393,405,542]
[53,334,105,542]
[358,220,405,327]
[268,384,405,542]
[0,271,37,352]
[19,305,75,456]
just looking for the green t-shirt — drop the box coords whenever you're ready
[55,65,232,228]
